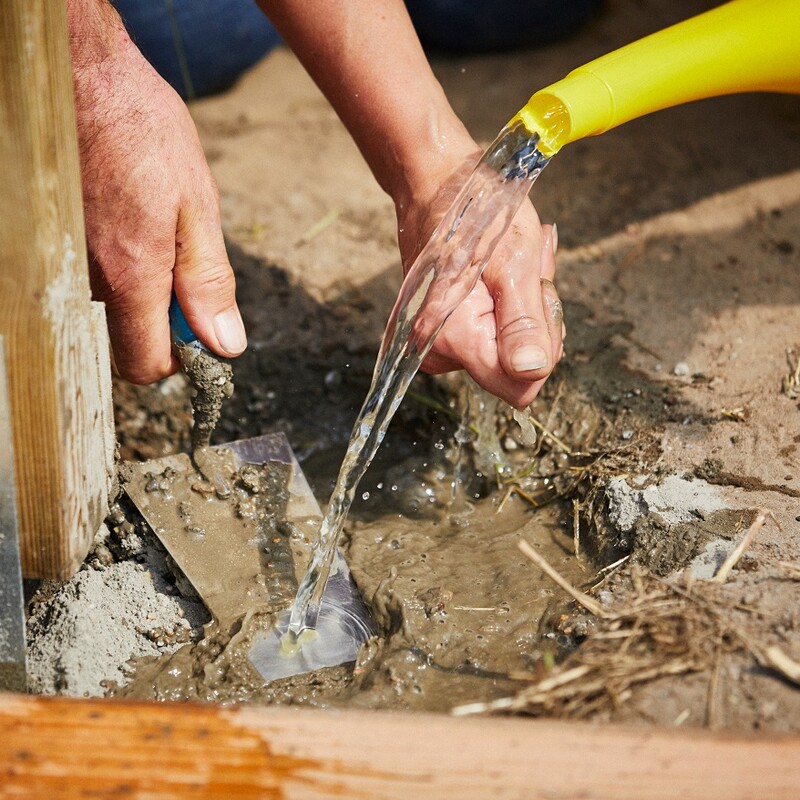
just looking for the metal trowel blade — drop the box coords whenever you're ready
[249,551,376,681]
[123,432,374,678]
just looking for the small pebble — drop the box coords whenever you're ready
[673,362,690,376]
[597,590,615,606]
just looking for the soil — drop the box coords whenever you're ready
[25,0,800,731]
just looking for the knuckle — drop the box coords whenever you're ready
[181,261,237,307]
[88,234,175,303]
[114,355,173,385]
[499,314,546,338]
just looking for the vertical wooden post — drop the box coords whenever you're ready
[0,1,114,578]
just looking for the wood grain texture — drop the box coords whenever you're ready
[0,1,113,577]
[1,693,799,799]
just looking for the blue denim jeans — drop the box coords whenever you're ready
[406,0,602,52]
[112,0,601,99]
[112,0,282,98]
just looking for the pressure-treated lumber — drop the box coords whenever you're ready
[1,694,799,799]
[0,1,114,577]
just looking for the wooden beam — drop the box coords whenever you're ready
[1,693,799,799]
[0,1,114,577]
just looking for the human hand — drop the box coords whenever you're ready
[396,160,564,410]
[69,0,246,383]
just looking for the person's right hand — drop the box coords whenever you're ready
[396,157,564,410]
[69,0,246,383]
[260,0,564,409]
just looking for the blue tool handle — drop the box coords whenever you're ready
[168,293,204,347]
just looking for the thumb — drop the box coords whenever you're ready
[492,223,558,381]
[172,198,247,357]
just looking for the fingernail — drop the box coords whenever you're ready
[213,307,247,354]
[511,344,548,372]
[551,222,559,254]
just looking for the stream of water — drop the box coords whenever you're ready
[285,120,552,642]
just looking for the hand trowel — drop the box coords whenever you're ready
[123,298,374,682]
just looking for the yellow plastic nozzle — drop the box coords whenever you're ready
[513,0,800,155]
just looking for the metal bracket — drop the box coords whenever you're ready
[0,335,26,691]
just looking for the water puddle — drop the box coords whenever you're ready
[119,460,585,710]
[338,495,584,711]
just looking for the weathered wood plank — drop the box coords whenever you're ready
[0,1,114,577]
[1,693,799,799]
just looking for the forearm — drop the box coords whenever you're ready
[66,0,153,159]
[258,0,478,207]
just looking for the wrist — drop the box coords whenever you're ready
[377,101,480,214]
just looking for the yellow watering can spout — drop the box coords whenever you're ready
[513,0,800,156]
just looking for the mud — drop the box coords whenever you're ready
[176,341,234,452]
[117,485,583,709]
[339,500,584,711]
[108,364,597,708]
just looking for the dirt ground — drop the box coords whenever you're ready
[26,0,800,731]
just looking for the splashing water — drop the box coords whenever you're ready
[285,121,550,642]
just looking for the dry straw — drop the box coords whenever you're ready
[455,511,799,719]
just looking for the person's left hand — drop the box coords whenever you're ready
[68,0,247,384]
[396,169,564,410]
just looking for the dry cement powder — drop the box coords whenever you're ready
[26,528,208,697]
